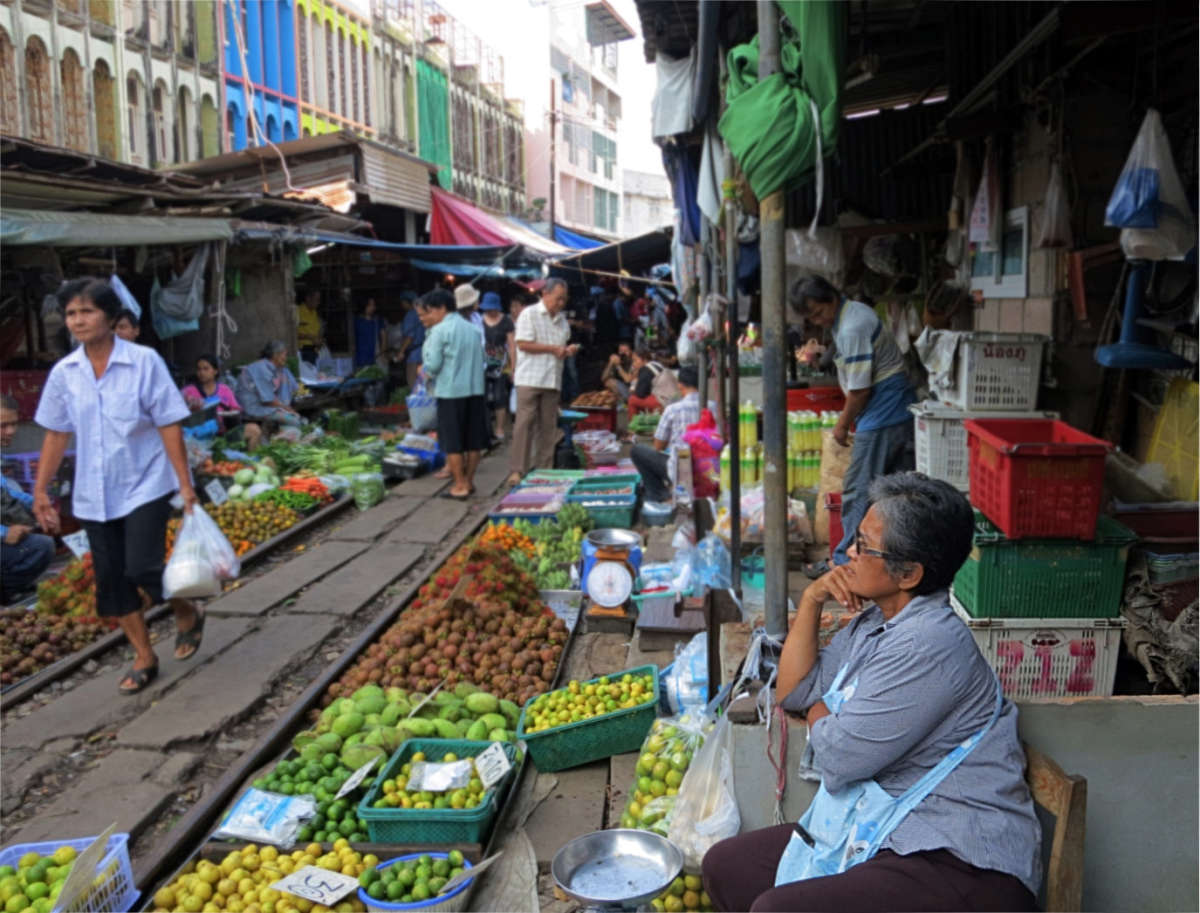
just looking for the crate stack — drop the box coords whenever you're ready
[953,416,1136,701]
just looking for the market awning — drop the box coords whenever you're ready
[552,225,607,249]
[551,226,674,279]
[232,222,547,279]
[0,208,235,246]
[430,187,573,256]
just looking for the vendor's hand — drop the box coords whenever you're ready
[833,421,851,447]
[805,699,831,726]
[567,344,580,356]
[806,563,862,612]
[4,524,31,545]
[608,353,620,366]
[179,485,198,514]
[798,339,826,365]
[32,493,60,535]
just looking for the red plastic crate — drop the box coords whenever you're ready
[788,386,846,413]
[575,407,617,433]
[964,419,1111,540]
[826,491,843,558]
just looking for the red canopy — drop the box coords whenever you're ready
[429,187,572,255]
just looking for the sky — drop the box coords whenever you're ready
[436,0,665,177]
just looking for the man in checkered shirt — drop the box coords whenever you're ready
[630,365,715,503]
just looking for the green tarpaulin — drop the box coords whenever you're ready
[417,60,452,190]
[718,0,845,201]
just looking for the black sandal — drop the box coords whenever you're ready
[803,559,832,580]
[118,663,159,695]
[174,609,206,661]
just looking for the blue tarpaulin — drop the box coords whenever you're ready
[552,225,606,249]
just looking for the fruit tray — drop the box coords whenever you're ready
[516,665,659,772]
[358,739,521,846]
[0,833,136,913]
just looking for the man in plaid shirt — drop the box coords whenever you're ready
[631,365,714,503]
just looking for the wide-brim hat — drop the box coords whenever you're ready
[454,284,480,310]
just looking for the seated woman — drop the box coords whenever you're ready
[703,473,1041,913]
[626,347,661,417]
[181,354,241,422]
[235,341,301,445]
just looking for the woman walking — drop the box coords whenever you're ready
[481,292,516,442]
[33,278,205,694]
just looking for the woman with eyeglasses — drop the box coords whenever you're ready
[702,473,1041,912]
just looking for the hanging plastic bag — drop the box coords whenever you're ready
[661,633,711,714]
[1036,160,1073,249]
[969,139,1001,248]
[618,712,713,832]
[668,714,740,870]
[406,376,438,433]
[163,506,241,599]
[786,227,845,283]
[695,533,732,590]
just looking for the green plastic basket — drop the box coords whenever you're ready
[953,513,1137,619]
[571,474,641,491]
[516,665,659,772]
[356,739,520,845]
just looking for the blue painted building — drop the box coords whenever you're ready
[222,0,300,151]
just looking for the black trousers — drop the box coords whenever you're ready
[82,493,173,617]
[630,443,671,502]
[702,824,1037,913]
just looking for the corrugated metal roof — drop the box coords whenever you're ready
[360,143,433,213]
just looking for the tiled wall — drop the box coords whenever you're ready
[974,296,1054,335]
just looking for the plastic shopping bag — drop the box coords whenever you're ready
[668,714,740,869]
[662,632,711,714]
[1036,160,1073,249]
[163,506,241,599]
[406,376,438,433]
[618,712,714,834]
[1105,109,1195,249]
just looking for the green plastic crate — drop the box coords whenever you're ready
[516,665,659,772]
[356,739,520,845]
[572,473,641,491]
[953,513,1137,618]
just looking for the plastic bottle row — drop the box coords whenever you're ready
[719,445,822,491]
[737,402,839,451]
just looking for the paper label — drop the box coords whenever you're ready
[408,759,472,792]
[475,742,511,790]
[62,530,91,559]
[271,866,359,906]
[205,479,229,505]
[335,756,379,799]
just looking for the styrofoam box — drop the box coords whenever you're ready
[950,591,1124,700]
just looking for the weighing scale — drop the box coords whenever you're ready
[552,830,684,912]
[583,529,643,621]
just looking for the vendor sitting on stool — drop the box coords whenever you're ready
[629,365,712,504]
[702,472,1041,913]
[1,395,56,604]
[236,341,301,448]
[627,346,662,417]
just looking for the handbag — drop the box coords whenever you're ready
[775,663,1003,886]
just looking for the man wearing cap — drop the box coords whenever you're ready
[630,365,714,504]
[508,277,576,486]
[420,287,486,499]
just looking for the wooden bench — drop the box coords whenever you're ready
[1025,743,1087,912]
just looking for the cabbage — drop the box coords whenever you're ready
[227,484,245,498]
[234,468,256,486]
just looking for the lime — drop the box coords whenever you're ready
[366,881,386,901]
[431,859,449,878]
[447,851,464,868]
[411,884,430,902]
[5,893,29,913]
[358,869,378,888]
[24,885,48,902]
[385,881,404,901]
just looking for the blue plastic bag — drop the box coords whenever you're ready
[1105,166,1160,228]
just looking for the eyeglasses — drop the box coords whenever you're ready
[852,530,905,562]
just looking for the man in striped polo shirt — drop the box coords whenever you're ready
[793,277,915,573]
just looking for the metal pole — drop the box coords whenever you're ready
[757,0,788,640]
[710,219,724,426]
[697,227,709,406]
[724,156,741,594]
[548,77,557,236]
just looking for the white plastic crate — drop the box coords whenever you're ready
[911,402,1058,491]
[951,592,1124,701]
[938,332,1048,411]
[0,833,136,913]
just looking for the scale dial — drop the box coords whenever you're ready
[586,560,634,608]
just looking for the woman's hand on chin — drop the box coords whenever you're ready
[805,564,862,612]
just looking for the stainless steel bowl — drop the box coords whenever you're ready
[586,528,644,550]
[552,829,684,911]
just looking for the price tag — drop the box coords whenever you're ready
[475,742,512,790]
[335,755,380,799]
[271,866,360,906]
[61,530,91,559]
[205,478,229,505]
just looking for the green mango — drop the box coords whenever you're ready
[464,692,499,715]
[479,713,507,733]
[488,728,509,742]
[331,698,355,716]
[385,687,408,704]
[405,717,436,737]
[299,742,322,763]
[432,691,458,707]
[454,719,474,737]
[331,712,365,739]
[465,719,489,741]
[364,713,382,727]
[379,704,404,727]
[315,732,343,754]
[391,698,412,718]
[432,719,458,739]
[355,694,387,716]
[352,684,384,703]
[453,682,479,699]
[438,704,463,723]
[498,700,521,727]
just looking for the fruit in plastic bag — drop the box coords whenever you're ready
[162,506,240,598]
[351,472,385,511]
[619,714,713,835]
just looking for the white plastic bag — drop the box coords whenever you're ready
[215,789,316,845]
[1035,160,1073,249]
[163,506,240,599]
[662,632,709,714]
[667,714,740,869]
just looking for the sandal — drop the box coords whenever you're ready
[118,663,159,695]
[803,559,832,580]
[439,490,470,501]
[174,609,206,661]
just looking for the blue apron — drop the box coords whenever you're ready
[776,663,1003,886]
